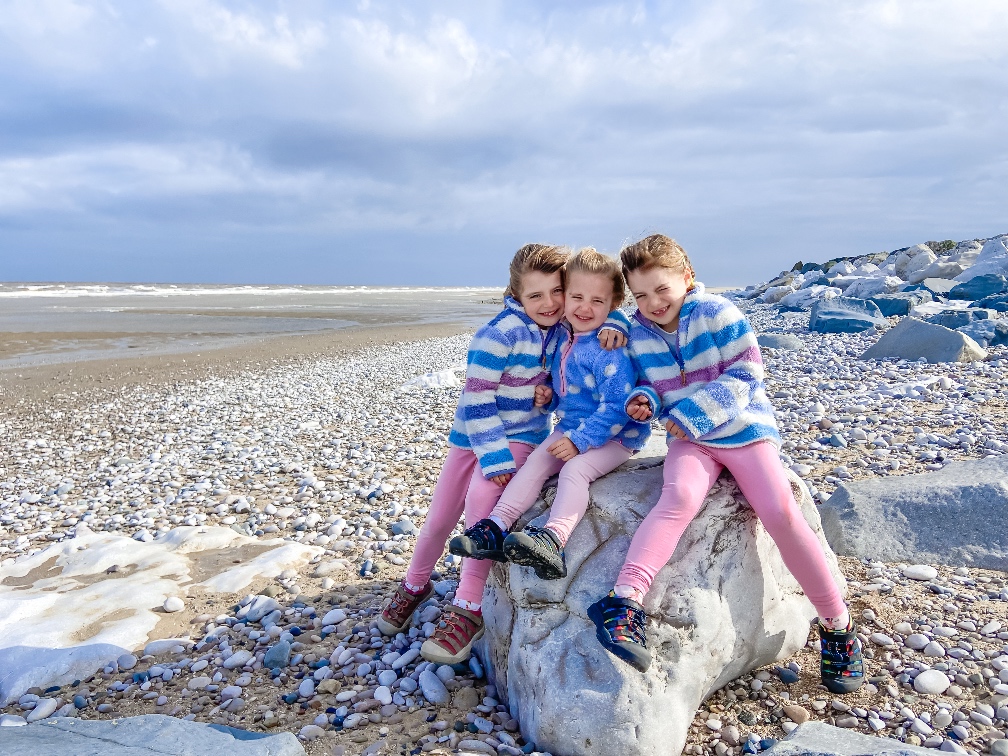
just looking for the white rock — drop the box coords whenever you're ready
[25,698,57,722]
[902,565,939,581]
[480,455,842,756]
[914,669,951,695]
[163,596,185,613]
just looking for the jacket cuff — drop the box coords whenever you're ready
[626,386,661,417]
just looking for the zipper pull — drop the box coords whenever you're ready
[681,368,686,385]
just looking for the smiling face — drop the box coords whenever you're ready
[626,265,692,331]
[564,270,616,333]
[517,269,565,328]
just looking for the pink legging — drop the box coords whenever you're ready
[615,439,846,619]
[405,443,534,606]
[491,430,632,544]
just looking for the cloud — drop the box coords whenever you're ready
[0,1,1006,284]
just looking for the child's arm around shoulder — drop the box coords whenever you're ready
[598,308,631,350]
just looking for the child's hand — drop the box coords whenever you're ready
[534,385,553,407]
[548,437,579,461]
[491,473,514,487]
[665,419,688,440]
[626,395,652,421]
[598,328,628,351]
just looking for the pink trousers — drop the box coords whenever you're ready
[491,430,632,544]
[615,439,846,619]
[405,443,534,606]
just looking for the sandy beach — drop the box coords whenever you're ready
[1,277,1007,756]
[0,321,471,409]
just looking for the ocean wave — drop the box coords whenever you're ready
[0,284,501,299]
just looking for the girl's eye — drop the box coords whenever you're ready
[634,293,645,300]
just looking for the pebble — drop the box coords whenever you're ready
[163,597,184,613]
[117,654,137,671]
[263,641,291,670]
[25,698,57,723]
[914,669,951,695]
[418,670,450,704]
[903,565,939,581]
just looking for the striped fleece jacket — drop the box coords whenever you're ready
[548,322,651,453]
[449,297,629,479]
[625,283,781,449]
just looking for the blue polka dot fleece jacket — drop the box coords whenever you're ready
[547,319,651,453]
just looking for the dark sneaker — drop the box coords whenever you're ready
[819,620,865,694]
[503,526,566,579]
[588,592,651,672]
[449,518,508,562]
[421,605,485,665]
[376,580,433,636]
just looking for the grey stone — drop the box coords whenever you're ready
[973,293,1008,312]
[959,319,1008,348]
[869,291,932,317]
[418,670,450,704]
[263,640,291,670]
[860,317,986,363]
[925,308,998,329]
[477,445,843,756]
[762,721,932,756]
[949,273,1008,301]
[757,334,805,351]
[820,455,1008,570]
[0,714,304,755]
[810,297,887,333]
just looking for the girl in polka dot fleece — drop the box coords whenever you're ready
[450,248,650,581]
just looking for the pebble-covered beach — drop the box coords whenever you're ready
[1,297,1008,756]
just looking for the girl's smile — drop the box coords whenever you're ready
[517,270,565,328]
[626,266,693,331]
[564,271,617,333]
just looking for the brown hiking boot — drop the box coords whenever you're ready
[420,605,484,664]
[377,581,433,636]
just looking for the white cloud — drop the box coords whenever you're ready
[0,1,1006,282]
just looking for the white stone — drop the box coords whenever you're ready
[479,454,842,756]
[914,669,951,695]
[163,597,184,613]
[902,565,939,581]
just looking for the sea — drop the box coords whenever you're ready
[0,283,502,368]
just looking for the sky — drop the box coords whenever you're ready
[0,1,1006,287]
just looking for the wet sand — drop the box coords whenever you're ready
[0,322,470,410]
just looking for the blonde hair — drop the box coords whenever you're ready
[504,243,569,299]
[620,234,694,280]
[565,247,626,310]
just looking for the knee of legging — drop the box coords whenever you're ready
[657,481,704,509]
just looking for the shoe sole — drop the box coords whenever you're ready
[587,601,652,673]
[420,625,485,665]
[502,535,566,580]
[375,585,433,636]
[821,675,864,694]
[448,535,507,562]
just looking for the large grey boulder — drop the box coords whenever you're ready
[809,297,887,334]
[820,455,1008,570]
[763,721,931,756]
[860,317,987,363]
[0,714,305,755]
[477,441,844,756]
